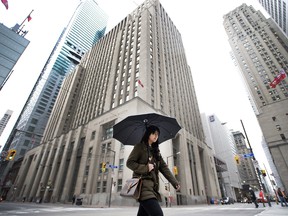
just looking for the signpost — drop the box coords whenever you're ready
[108,164,118,169]
[243,153,254,158]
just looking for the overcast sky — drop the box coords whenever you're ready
[0,0,270,169]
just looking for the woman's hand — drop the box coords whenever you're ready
[176,184,181,191]
[148,163,154,172]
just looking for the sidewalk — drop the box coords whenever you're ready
[257,203,288,215]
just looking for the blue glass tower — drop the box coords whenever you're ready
[6,0,108,158]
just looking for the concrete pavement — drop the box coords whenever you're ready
[256,203,288,215]
[1,201,288,215]
[56,201,288,215]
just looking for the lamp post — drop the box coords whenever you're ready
[107,149,116,208]
[166,151,180,207]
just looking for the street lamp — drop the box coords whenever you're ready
[166,151,180,207]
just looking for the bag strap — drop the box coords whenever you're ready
[159,174,165,183]
[127,179,141,193]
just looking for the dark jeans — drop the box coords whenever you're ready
[137,198,163,216]
[252,199,259,208]
[279,196,288,206]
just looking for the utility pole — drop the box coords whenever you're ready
[166,152,180,207]
[240,120,264,192]
[107,149,116,208]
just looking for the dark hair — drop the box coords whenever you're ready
[141,125,161,161]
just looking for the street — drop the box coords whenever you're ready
[0,202,278,216]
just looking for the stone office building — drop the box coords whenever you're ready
[10,0,220,206]
[223,4,288,191]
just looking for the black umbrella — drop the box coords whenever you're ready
[113,113,181,145]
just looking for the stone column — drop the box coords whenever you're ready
[42,137,61,201]
[52,131,72,202]
[85,125,100,194]
[13,154,33,199]
[60,127,82,202]
[34,143,52,199]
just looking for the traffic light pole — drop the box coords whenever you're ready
[166,155,173,207]
[240,120,255,160]
[166,152,180,207]
[107,149,116,208]
[240,120,264,191]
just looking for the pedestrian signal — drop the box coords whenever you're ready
[173,166,178,175]
[234,155,240,165]
[6,149,17,161]
[261,170,266,177]
[101,162,106,172]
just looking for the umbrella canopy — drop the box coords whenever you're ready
[113,113,181,145]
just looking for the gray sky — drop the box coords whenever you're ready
[0,0,270,170]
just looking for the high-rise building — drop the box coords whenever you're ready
[0,0,108,200]
[0,24,29,90]
[201,113,241,201]
[257,0,288,36]
[11,0,220,206]
[260,137,282,192]
[0,110,13,137]
[232,131,259,190]
[223,4,288,191]
[4,0,108,160]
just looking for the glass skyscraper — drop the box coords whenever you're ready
[0,110,13,137]
[5,0,108,159]
[0,24,29,91]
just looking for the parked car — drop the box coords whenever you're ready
[242,197,252,203]
[221,197,235,204]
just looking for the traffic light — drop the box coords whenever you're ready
[261,170,267,177]
[101,162,106,172]
[234,155,240,165]
[173,166,178,175]
[6,149,17,161]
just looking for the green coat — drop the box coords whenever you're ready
[126,142,179,202]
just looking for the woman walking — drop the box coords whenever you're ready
[277,187,288,207]
[127,125,180,216]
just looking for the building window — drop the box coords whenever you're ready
[102,181,107,193]
[102,124,113,140]
[82,183,86,193]
[280,134,286,140]
[97,182,101,193]
[101,144,106,153]
[87,147,92,161]
[31,118,38,125]
[91,131,96,140]
[276,125,281,131]
[119,158,124,171]
[23,140,30,146]
[85,165,89,176]
[27,126,35,133]
[117,179,123,192]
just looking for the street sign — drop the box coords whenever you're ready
[243,153,254,158]
[108,164,118,169]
